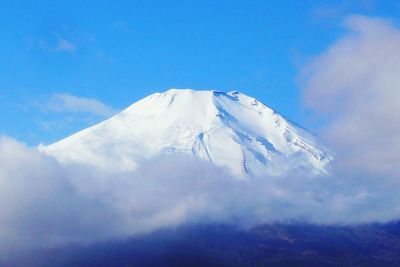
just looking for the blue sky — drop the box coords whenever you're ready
[1,0,399,145]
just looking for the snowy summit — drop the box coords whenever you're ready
[41,89,331,178]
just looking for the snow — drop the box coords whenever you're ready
[40,89,331,178]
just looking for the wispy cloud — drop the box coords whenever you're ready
[95,50,115,63]
[32,93,116,134]
[45,93,116,117]
[35,36,78,54]
[113,20,131,32]
[311,0,376,21]
[55,38,77,53]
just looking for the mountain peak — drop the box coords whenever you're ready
[41,89,331,178]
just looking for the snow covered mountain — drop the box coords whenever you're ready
[40,89,331,178]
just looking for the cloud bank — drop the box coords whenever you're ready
[0,14,399,260]
[0,137,238,254]
[301,15,400,178]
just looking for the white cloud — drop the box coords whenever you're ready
[301,15,400,177]
[0,137,239,253]
[1,133,400,257]
[45,93,116,117]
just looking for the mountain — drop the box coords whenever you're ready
[40,89,331,178]
[14,222,400,267]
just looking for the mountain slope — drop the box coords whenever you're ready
[40,89,331,178]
